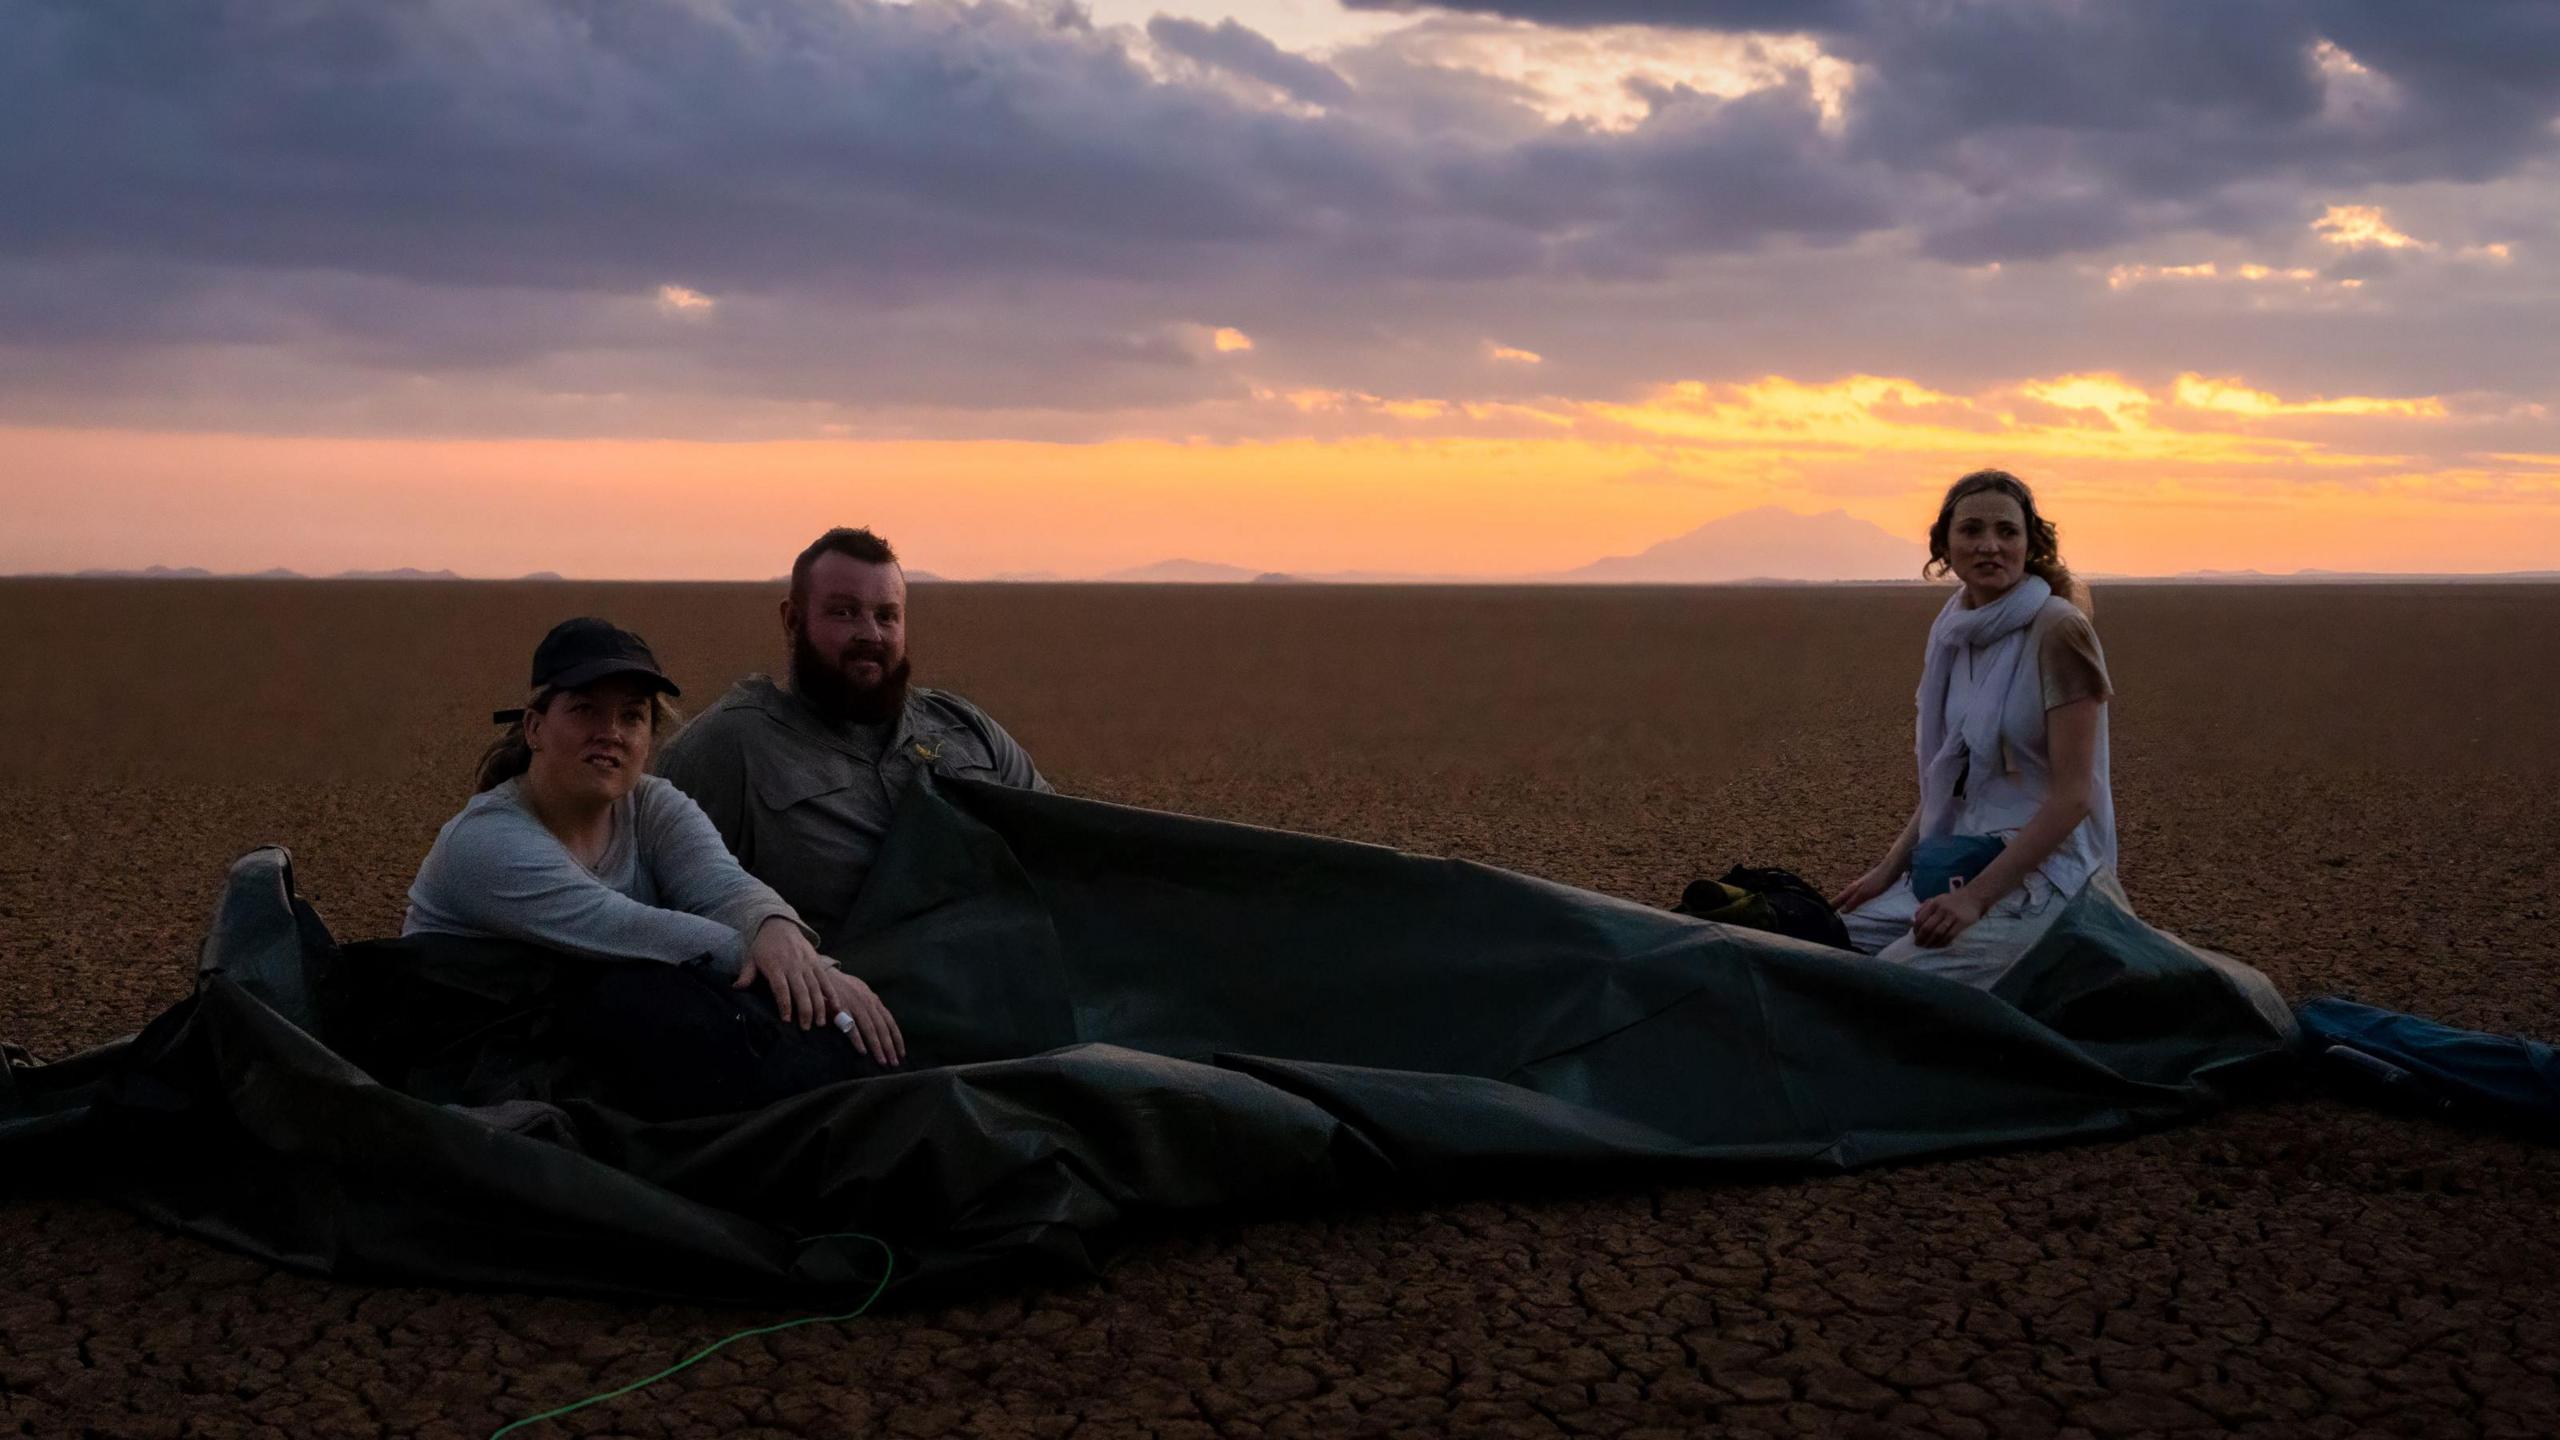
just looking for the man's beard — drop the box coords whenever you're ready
[790,625,913,727]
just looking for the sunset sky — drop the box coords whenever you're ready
[6,0,2558,578]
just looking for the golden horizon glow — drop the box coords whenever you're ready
[11,354,2560,581]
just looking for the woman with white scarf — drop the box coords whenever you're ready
[1829,469,2116,987]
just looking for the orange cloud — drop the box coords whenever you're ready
[2106,261,2330,290]
[654,284,716,314]
[1394,21,1855,133]
[2170,374,2444,418]
[2315,204,2427,251]
[1582,371,2448,469]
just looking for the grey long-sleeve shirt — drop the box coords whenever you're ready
[402,775,814,977]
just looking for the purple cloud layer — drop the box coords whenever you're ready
[0,0,2551,439]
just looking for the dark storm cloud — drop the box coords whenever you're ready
[0,0,1900,303]
[1,0,2555,434]
[1826,0,2560,247]
[1146,15,1356,106]
[0,0,1901,379]
[1594,84,1892,254]
[1346,0,1864,26]
[0,0,1337,295]
[1351,0,2560,209]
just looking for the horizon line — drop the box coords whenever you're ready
[11,568,2560,586]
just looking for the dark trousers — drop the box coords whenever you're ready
[560,962,888,1121]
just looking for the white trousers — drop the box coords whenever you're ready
[1840,874,2068,990]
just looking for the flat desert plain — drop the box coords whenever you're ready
[5,578,2559,1440]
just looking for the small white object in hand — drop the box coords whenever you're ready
[833,1010,856,1033]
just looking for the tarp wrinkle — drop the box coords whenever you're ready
[1,774,2295,1304]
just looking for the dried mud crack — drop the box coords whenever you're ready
[6,580,2559,1438]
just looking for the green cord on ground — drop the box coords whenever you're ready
[487,1233,895,1440]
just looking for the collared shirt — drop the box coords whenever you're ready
[653,676,1051,945]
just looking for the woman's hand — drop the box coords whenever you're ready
[1829,865,1898,914]
[819,970,905,1067]
[734,917,834,1028]
[1909,885,1991,948]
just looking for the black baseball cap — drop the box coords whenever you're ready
[526,616,680,699]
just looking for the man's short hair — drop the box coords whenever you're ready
[790,527,900,608]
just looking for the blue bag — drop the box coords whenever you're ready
[1911,834,2006,901]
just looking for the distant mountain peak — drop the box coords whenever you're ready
[1098,558,1261,583]
[1557,507,1926,584]
[73,564,215,579]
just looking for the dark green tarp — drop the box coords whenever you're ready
[0,777,2295,1305]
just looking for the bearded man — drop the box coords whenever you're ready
[656,526,1051,971]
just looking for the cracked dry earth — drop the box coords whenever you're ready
[5,579,2559,1440]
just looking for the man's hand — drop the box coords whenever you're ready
[1909,884,1990,949]
[820,970,905,1066]
[734,917,834,1029]
[1829,864,1898,914]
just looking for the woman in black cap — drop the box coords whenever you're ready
[404,617,904,1114]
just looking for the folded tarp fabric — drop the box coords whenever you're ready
[0,775,2298,1306]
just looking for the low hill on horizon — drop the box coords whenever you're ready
[21,507,2560,587]
[1098,558,1265,583]
[1553,506,1927,584]
[1031,509,1932,584]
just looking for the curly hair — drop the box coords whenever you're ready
[1923,468,2080,604]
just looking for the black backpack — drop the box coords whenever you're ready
[1674,864,1854,950]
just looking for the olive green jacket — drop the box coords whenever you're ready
[654,676,1049,944]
